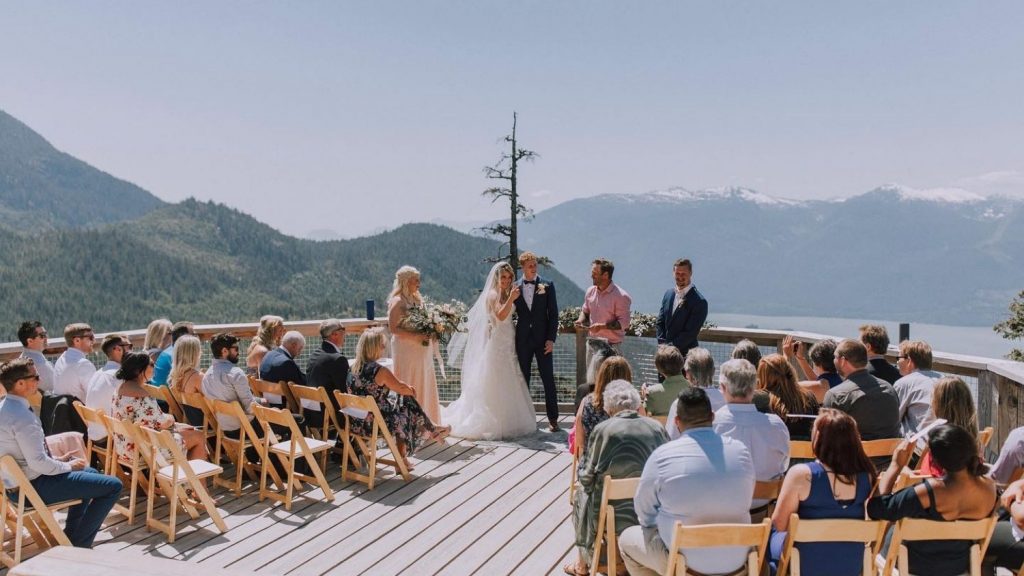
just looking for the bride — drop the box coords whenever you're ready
[443,262,538,440]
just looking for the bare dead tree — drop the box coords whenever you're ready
[480,112,538,276]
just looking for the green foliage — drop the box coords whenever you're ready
[0,200,584,341]
[994,290,1024,361]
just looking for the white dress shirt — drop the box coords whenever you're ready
[53,348,97,401]
[0,395,72,488]
[713,403,790,506]
[20,349,55,393]
[84,361,121,441]
[634,426,755,575]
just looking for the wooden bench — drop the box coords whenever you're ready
[9,546,256,575]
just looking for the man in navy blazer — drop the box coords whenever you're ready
[656,259,709,354]
[513,251,560,432]
[259,331,307,392]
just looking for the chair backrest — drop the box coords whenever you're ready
[102,414,145,468]
[861,438,901,458]
[248,376,298,412]
[252,403,302,439]
[288,382,342,433]
[179,391,217,433]
[779,514,885,576]
[790,440,814,459]
[753,478,783,502]
[602,475,640,502]
[978,427,994,450]
[141,426,192,481]
[893,516,996,576]
[333,392,381,423]
[210,398,270,444]
[666,518,772,576]
[26,390,42,412]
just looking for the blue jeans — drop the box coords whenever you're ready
[30,467,123,548]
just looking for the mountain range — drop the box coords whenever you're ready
[517,185,1024,326]
[0,109,584,341]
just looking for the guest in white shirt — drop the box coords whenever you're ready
[620,387,755,576]
[83,334,131,445]
[665,347,725,440]
[17,321,55,393]
[713,358,790,509]
[52,323,97,401]
[893,340,940,437]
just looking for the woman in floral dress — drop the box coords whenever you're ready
[351,328,450,470]
[111,351,208,464]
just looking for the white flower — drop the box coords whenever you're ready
[537,283,547,295]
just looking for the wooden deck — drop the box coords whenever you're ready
[73,415,576,575]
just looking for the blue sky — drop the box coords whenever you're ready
[2,2,1023,237]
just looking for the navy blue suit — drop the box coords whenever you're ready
[513,275,560,424]
[655,285,708,353]
[259,347,306,387]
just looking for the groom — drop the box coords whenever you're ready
[513,251,561,432]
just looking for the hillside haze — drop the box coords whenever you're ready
[519,185,1024,326]
[0,109,165,230]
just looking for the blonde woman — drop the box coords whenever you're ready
[246,315,284,375]
[170,335,205,426]
[143,318,172,363]
[351,328,450,469]
[387,266,441,423]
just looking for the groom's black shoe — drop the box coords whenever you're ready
[548,421,560,433]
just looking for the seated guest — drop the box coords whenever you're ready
[169,335,206,426]
[151,321,194,386]
[868,424,997,576]
[567,380,669,576]
[0,358,122,548]
[665,347,723,440]
[991,424,1024,486]
[714,358,790,510]
[259,330,307,388]
[859,324,900,384]
[732,338,763,367]
[202,333,260,435]
[306,319,350,427]
[619,387,755,576]
[894,340,941,437]
[573,356,633,462]
[641,345,690,417]
[83,334,131,446]
[53,323,97,401]
[112,352,207,463]
[18,321,55,393]
[143,318,173,364]
[769,409,877,576]
[823,339,900,440]
[984,477,1024,574]
[575,340,617,410]
[754,354,820,440]
[350,328,449,470]
[783,336,842,403]
[247,315,285,376]
[917,376,979,477]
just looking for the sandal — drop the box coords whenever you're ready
[562,561,587,576]
[429,425,452,442]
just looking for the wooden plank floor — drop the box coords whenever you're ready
[15,415,576,576]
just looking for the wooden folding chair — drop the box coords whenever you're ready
[875,515,996,576]
[71,401,112,475]
[209,399,286,495]
[776,514,885,576]
[101,415,150,525]
[861,438,902,460]
[750,478,785,521]
[179,391,219,449]
[332,391,411,490]
[0,455,79,568]
[26,391,42,414]
[665,518,771,576]
[589,475,640,576]
[252,404,334,510]
[142,383,185,422]
[287,383,343,445]
[649,414,668,425]
[790,440,814,460]
[248,376,299,413]
[140,426,227,543]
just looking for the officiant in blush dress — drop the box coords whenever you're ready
[388,265,442,423]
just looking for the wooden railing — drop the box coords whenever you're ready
[3,319,1023,457]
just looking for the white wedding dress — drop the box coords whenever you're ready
[443,270,538,440]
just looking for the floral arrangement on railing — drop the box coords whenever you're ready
[402,298,467,346]
[558,306,715,338]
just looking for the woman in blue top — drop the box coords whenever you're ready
[769,409,876,576]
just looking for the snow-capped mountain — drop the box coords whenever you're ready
[518,185,1024,326]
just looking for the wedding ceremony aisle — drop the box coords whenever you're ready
[66,415,577,576]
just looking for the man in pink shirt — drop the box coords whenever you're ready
[576,258,632,374]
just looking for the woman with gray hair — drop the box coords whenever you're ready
[567,380,669,576]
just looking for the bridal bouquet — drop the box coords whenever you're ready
[403,298,467,346]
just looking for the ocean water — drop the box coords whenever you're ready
[710,313,1019,360]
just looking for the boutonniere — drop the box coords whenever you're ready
[536,283,548,295]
